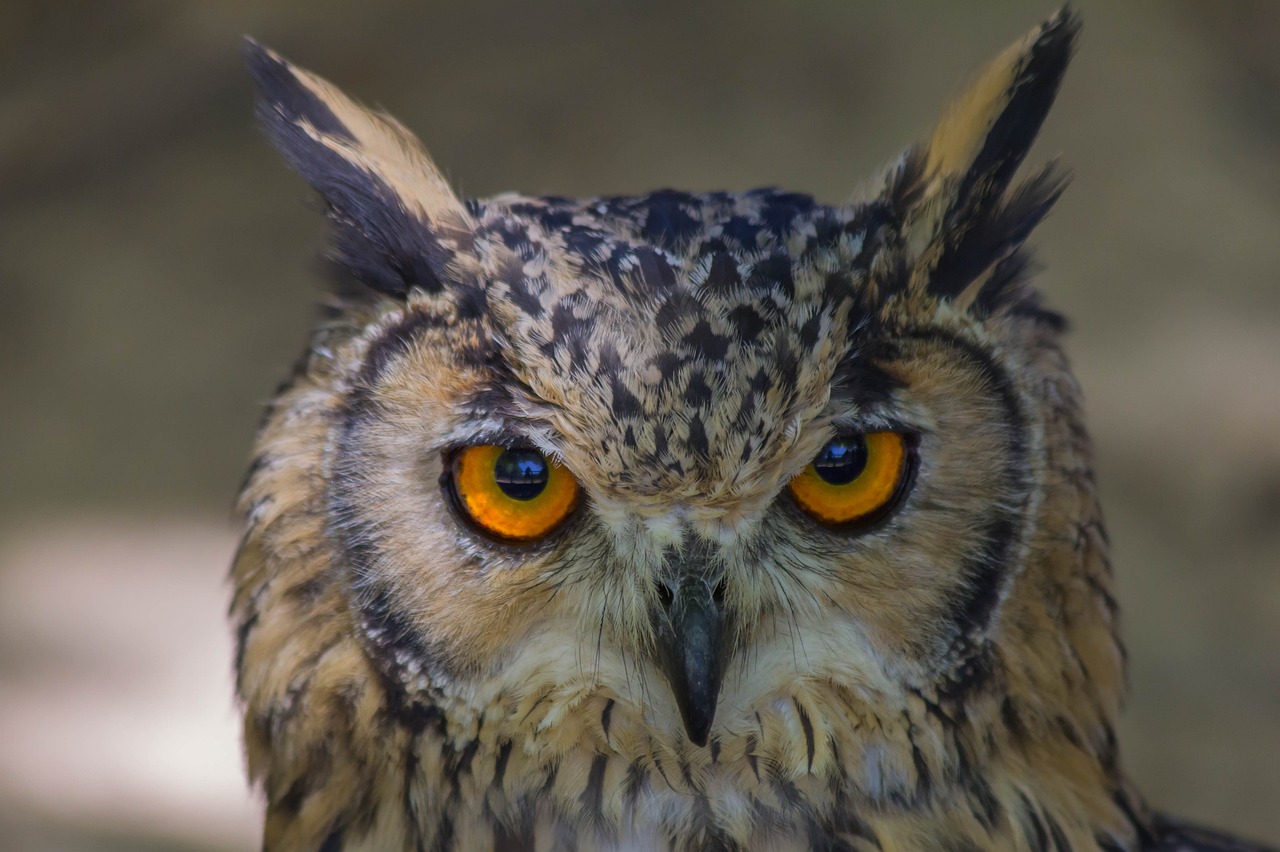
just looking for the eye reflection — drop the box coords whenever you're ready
[811,437,868,485]
[493,449,550,500]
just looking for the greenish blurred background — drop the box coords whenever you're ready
[1,2,1277,848]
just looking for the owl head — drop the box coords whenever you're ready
[236,8,1129,838]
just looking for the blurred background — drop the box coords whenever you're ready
[2,1,1278,848]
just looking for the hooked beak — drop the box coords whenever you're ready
[652,572,728,747]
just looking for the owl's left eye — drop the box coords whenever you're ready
[446,445,580,541]
[788,431,912,527]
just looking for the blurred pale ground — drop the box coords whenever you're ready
[1,1,1277,848]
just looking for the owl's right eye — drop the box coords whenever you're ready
[446,445,580,542]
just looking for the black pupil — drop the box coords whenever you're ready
[812,436,868,485]
[494,448,550,500]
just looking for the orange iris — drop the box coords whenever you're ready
[451,445,580,541]
[788,431,909,526]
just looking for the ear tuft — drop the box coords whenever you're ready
[243,39,356,142]
[244,39,473,299]
[871,8,1079,317]
[925,6,1079,208]
[936,160,1070,312]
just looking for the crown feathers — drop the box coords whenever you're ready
[244,39,473,298]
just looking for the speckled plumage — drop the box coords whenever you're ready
[231,11,1273,852]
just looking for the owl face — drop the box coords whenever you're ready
[326,186,1038,749]
[237,11,1135,846]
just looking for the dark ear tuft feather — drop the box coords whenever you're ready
[243,38,354,142]
[947,8,1079,216]
[879,8,1079,316]
[243,38,473,299]
[929,161,1070,307]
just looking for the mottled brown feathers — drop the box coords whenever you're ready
[231,10,1274,852]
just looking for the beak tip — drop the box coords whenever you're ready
[671,659,721,747]
[681,707,714,748]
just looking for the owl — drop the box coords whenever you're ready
[231,9,1273,852]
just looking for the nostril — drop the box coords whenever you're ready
[712,580,727,606]
[657,583,675,610]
